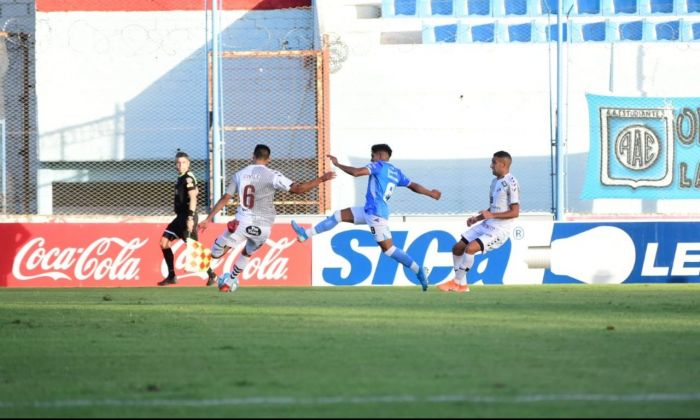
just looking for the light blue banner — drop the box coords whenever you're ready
[583,94,700,199]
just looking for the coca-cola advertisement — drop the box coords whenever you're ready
[0,223,311,287]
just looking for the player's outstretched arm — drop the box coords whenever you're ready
[407,182,441,200]
[327,154,369,177]
[198,193,233,231]
[289,171,336,195]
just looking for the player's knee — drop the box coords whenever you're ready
[469,239,485,254]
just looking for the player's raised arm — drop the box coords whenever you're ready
[407,182,441,200]
[289,171,336,194]
[328,154,370,177]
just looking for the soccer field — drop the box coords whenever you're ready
[1,285,699,418]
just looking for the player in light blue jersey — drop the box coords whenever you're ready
[291,144,442,291]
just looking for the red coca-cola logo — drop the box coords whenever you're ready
[0,223,311,287]
[12,237,147,281]
[170,237,296,282]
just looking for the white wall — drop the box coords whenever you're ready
[35,8,313,161]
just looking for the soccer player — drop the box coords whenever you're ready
[199,144,335,292]
[438,150,520,293]
[158,150,217,286]
[290,144,441,291]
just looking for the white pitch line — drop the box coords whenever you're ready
[1,393,700,409]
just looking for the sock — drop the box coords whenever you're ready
[311,211,341,237]
[162,248,175,278]
[453,253,467,283]
[227,255,251,286]
[453,253,474,285]
[384,246,420,274]
[465,253,475,271]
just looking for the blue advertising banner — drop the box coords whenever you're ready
[542,222,700,284]
[312,220,700,286]
[583,94,700,199]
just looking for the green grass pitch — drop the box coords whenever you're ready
[1,285,699,418]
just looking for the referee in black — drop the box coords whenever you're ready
[158,150,217,286]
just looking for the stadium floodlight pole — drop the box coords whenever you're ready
[555,0,566,221]
[211,0,223,221]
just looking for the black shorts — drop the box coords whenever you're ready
[163,214,200,241]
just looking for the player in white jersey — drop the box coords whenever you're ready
[199,144,335,292]
[438,151,520,293]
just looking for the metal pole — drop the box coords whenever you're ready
[1,119,6,214]
[555,0,565,220]
[204,0,210,209]
[211,0,223,221]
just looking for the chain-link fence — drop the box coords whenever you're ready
[213,48,331,217]
[1,5,329,218]
[1,30,36,216]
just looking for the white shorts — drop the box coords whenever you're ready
[211,222,271,258]
[461,223,510,253]
[350,206,392,242]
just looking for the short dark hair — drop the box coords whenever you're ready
[493,150,512,164]
[371,143,392,157]
[175,150,189,160]
[254,144,271,160]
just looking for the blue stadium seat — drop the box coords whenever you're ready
[613,0,637,13]
[650,0,673,12]
[620,20,643,39]
[508,22,532,40]
[431,0,454,15]
[468,0,491,15]
[583,21,607,40]
[472,23,495,41]
[655,20,679,39]
[578,0,602,14]
[435,23,459,41]
[395,0,417,15]
[384,0,431,16]
[505,0,529,14]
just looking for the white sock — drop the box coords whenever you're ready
[453,253,468,284]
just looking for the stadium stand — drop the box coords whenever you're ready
[381,0,700,42]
